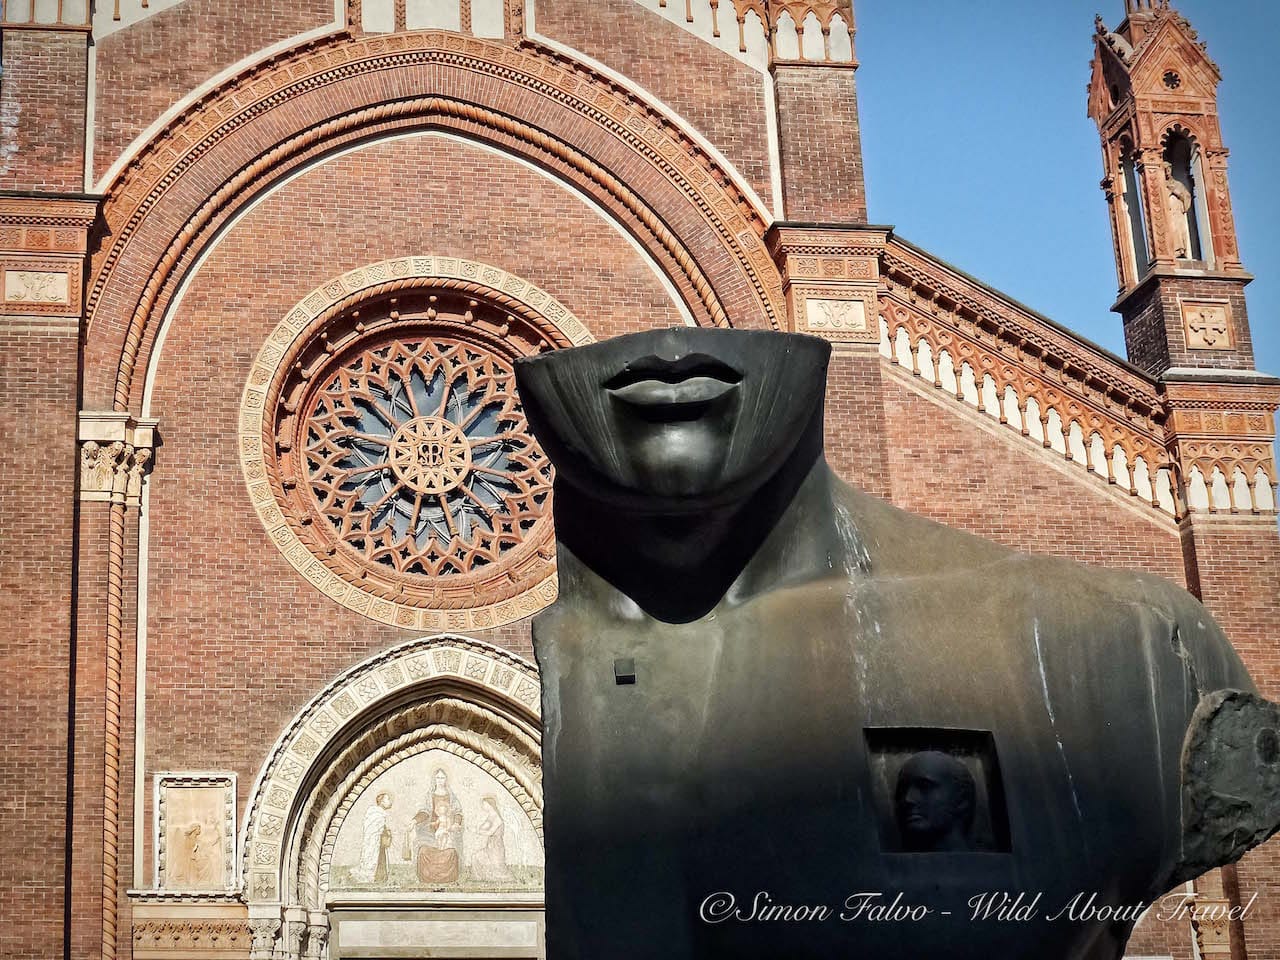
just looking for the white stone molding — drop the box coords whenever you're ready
[240,634,541,958]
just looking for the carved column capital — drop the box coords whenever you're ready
[248,917,281,960]
[1192,897,1233,957]
[78,412,158,505]
[283,919,307,960]
[303,918,330,960]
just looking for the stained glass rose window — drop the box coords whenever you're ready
[241,259,593,629]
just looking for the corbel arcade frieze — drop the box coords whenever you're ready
[1162,380,1280,516]
[875,238,1278,518]
[79,411,158,506]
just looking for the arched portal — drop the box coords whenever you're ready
[241,635,543,959]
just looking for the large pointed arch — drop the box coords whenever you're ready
[84,30,786,413]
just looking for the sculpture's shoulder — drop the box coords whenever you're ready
[834,480,1014,577]
[836,479,1255,694]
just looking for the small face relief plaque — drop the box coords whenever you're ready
[865,728,1010,854]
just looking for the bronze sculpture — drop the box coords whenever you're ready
[514,327,1280,959]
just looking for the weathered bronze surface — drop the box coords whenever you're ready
[514,328,1280,960]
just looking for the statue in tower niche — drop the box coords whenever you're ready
[513,328,1280,960]
[1164,161,1195,259]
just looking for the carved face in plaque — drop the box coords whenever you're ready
[514,328,831,507]
[894,751,977,852]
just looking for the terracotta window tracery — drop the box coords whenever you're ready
[302,333,547,578]
[242,258,592,630]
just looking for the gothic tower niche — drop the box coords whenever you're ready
[1088,0,1255,375]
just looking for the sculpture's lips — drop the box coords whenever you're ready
[604,353,742,407]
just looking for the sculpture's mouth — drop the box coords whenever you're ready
[603,353,742,408]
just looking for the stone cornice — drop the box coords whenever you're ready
[0,195,100,230]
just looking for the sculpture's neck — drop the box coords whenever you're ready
[552,436,855,624]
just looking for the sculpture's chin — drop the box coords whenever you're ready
[623,423,732,499]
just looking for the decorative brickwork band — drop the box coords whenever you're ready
[766,224,883,342]
[0,196,98,327]
[1164,381,1280,516]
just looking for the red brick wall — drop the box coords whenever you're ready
[825,346,891,499]
[133,131,684,885]
[1127,908,1196,960]
[882,371,1187,578]
[1,31,87,191]
[773,64,867,223]
[534,0,774,207]
[91,0,336,184]
[0,322,79,959]
[1120,276,1254,375]
[1183,519,1280,958]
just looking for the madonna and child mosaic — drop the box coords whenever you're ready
[331,750,543,892]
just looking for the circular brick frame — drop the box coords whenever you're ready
[240,256,590,630]
[84,30,785,414]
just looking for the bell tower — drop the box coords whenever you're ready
[1088,0,1254,375]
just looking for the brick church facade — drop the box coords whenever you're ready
[1,0,1276,957]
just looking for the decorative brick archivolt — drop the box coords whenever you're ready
[240,634,540,914]
[242,257,586,629]
[83,30,784,415]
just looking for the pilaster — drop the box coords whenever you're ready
[0,191,99,959]
[766,223,890,495]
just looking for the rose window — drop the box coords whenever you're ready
[303,335,546,577]
[241,259,591,630]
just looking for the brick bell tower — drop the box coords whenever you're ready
[1089,9,1280,958]
[1088,0,1255,376]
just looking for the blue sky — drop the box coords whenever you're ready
[856,0,1278,378]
